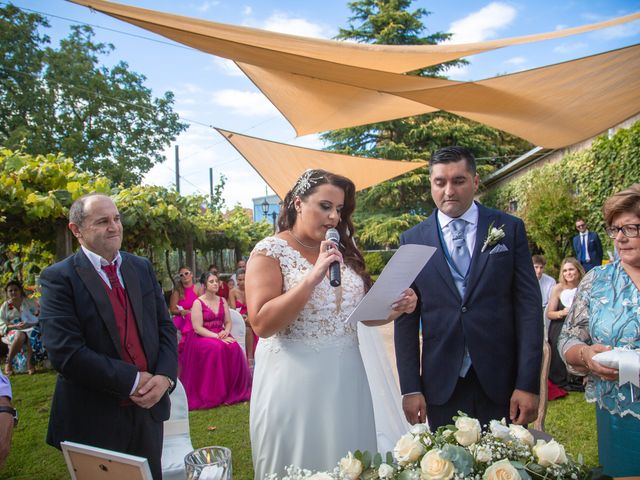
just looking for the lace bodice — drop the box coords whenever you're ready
[250,236,365,351]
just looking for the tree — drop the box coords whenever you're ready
[0,5,187,186]
[325,0,532,247]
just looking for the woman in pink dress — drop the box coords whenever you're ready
[180,272,252,410]
[228,268,257,363]
[169,266,198,353]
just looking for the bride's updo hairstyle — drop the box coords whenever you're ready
[278,169,372,291]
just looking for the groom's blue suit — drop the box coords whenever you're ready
[395,202,543,425]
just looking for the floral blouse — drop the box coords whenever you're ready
[0,297,39,336]
[559,261,640,419]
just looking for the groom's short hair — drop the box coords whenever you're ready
[429,146,477,176]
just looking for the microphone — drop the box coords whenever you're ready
[325,228,341,287]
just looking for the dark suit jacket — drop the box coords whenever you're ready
[394,203,543,406]
[40,250,178,448]
[572,231,603,267]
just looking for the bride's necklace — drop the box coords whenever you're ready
[288,230,318,249]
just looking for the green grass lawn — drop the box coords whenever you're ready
[0,371,597,479]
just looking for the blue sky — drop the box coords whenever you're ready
[7,0,640,208]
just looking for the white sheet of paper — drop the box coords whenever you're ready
[346,244,436,324]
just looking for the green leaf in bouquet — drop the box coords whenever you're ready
[386,451,394,465]
[361,450,372,469]
[440,444,473,475]
[398,470,420,480]
[372,452,382,469]
[511,462,531,480]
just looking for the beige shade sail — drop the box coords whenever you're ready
[241,45,640,147]
[216,128,427,200]
[69,0,639,73]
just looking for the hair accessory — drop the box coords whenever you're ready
[290,169,322,203]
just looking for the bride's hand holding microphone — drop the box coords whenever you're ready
[305,238,343,287]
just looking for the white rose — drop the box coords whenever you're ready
[483,458,520,480]
[338,452,363,480]
[410,423,430,435]
[489,420,512,441]
[475,446,492,463]
[442,429,453,438]
[533,440,568,467]
[420,450,454,480]
[454,417,481,447]
[508,425,534,447]
[394,433,425,466]
[378,463,395,479]
[309,474,333,480]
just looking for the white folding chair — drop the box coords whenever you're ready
[161,380,193,480]
[229,309,246,353]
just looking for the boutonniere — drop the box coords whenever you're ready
[481,222,505,252]
[8,302,14,310]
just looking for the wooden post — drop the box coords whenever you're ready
[185,236,195,274]
[55,220,72,261]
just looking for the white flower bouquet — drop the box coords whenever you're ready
[268,413,604,480]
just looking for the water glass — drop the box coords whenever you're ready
[184,446,232,480]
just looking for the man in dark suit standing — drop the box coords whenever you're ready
[572,218,603,272]
[395,146,543,429]
[40,193,178,479]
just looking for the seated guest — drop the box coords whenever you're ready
[228,268,256,363]
[547,258,584,391]
[0,281,43,375]
[533,255,556,308]
[199,265,229,299]
[179,272,251,410]
[169,267,198,352]
[559,184,640,476]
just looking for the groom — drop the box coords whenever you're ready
[395,146,543,429]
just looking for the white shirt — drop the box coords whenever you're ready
[80,246,139,394]
[0,372,11,400]
[538,273,556,307]
[580,231,591,262]
[437,202,479,258]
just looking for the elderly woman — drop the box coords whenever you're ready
[0,280,42,375]
[559,184,640,476]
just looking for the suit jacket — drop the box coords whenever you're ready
[394,203,543,406]
[40,250,178,448]
[572,231,603,266]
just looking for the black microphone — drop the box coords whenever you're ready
[325,228,341,287]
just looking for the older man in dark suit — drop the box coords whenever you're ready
[40,193,177,479]
[395,146,543,429]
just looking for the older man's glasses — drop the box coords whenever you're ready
[178,271,192,277]
[605,224,640,239]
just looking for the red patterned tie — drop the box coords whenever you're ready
[102,264,126,306]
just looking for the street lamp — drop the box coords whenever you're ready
[260,198,269,219]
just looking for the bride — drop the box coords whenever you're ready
[246,169,417,479]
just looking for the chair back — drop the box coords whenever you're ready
[229,309,246,352]
[161,380,194,480]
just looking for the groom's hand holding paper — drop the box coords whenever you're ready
[346,244,436,324]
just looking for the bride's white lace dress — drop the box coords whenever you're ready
[250,237,377,479]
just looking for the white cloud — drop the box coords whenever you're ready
[213,58,245,77]
[553,42,587,54]
[555,24,567,31]
[445,64,470,80]
[195,1,220,13]
[210,89,278,116]
[447,2,517,44]
[263,12,331,38]
[504,56,526,66]
[242,6,253,16]
[594,21,640,40]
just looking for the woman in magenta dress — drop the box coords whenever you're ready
[180,272,252,410]
[229,268,257,362]
[169,266,198,353]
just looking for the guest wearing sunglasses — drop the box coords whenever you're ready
[169,267,198,353]
[559,184,640,476]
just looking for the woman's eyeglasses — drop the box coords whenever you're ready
[605,224,640,239]
[179,271,192,277]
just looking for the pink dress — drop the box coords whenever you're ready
[173,285,198,352]
[180,298,252,410]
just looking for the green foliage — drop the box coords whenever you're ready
[0,5,187,186]
[356,212,425,249]
[326,2,532,247]
[362,250,396,275]
[481,121,640,271]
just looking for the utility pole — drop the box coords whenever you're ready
[209,167,214,208]
[175,145,183,267]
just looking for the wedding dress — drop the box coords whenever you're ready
[251,237,400,479]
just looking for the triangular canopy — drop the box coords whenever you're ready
[69,0,639,73]
[216,129,426,200]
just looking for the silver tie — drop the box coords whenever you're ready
[450,219,471,278]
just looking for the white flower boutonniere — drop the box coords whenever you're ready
[481,222,505,252]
